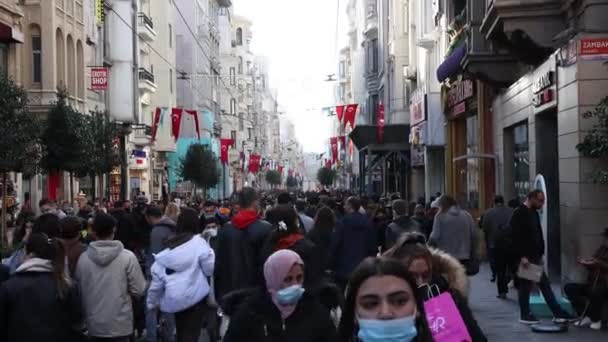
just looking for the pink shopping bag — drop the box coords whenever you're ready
[423,291,472,342]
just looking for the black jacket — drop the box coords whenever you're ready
[307,227,333,274]
[223,290,336,342]
[510,205,544,261]
[214,219,273,301]
[384,215,420,251]
[330,213,377,281]
[0,264,9,283]
[0,269,83,342]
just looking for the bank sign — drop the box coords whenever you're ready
[580,38,608,60]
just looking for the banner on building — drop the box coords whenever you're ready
[336,105,345,122]
[344,104,358,129]
[90,67,108,90]
[220,139,235,164]
[248,154,261,173]
[330,137,338,164]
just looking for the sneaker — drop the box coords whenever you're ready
[575,317,592,327]
[590,321,602,330]
[552,315,576,324]
[496,293,507,300]
[520,314,540,324]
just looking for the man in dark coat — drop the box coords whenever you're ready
[482,195,514,297]
[384,199,420,251]
[214,187,272,301]
[330,196,377,291]
[0,264,9,283]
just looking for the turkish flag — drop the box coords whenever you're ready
[278,165,284,175]
[248,154,261,173]
[330,137,338,164]
[325,159,332,169]
[336,105,345,122]
[171,108,183,141]
[151,107,161,142]
[344,104,358,129]
[181,110,201,139]
[377,103,385,144]
[220,138,235,164]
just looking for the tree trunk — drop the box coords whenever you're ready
[69,172,75,203]
[1,172,7,249]
[90,173,97,202]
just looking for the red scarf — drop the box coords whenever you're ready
[232,209,259,229]
[276,233,304,250]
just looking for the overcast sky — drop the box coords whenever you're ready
[232,0,347,153]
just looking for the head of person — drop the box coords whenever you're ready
[263,249,306,319]
[93,213,117,240]
[508,198,520,209]
[295,199,307,213]
[344,196,361,214]
[414,204,425,217]
[239,187,259,211]
[337,257,431,342]
[176,207,201,235]
[494,195,505,207]
[437,195,457,213]
[271,204,300,235]
[164,202,180,222]
[392,199,408,218]
[313,206,336,233]
[277,192,292,205]
[145,206,163,226]
[24,232,71,298]
[33,213,61,238]
[383,233,433,287]
[123,200,132,212]
[39,198,57,215]
[15,212,35,244]
[526,190,545,210]
[204,216,220,230]
[203,201,218,216]
[59,216,83,242]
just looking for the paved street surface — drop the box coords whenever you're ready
[469,265,606,341]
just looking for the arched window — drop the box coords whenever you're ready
[56,28,65,88]
[76,40,84,98]
[66,34,75,95]
[238,56,243,74]
[236,27,243,46]
[30,24,42,84]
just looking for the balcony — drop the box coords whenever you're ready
[131,124,153,147]
[138,68,157,94]
[138,13,156,42]
[216,0,232,7]
[480,0,563,49]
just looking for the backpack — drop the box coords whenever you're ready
[495,223,513,250]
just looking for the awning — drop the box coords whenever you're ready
[349,124,410,151]
[0,23,24,44]
[437,44,466,82]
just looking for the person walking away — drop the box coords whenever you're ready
[59,216,87,277]
[75,213,146,342]
[411,204,432,240]
[564,227,608,330]
[295,199,314,233]
[384,199,420,251]
[6,213,61,273]
[336,257,433,342]
[510,190,572,324]
[307,206,336,276]
[0,233,83,342]
[223,249,336,342]
[481,195,514,298]
[147,208,215,342]
[429,195,480,275]
[331,196,377,292]
[214,187,272,302]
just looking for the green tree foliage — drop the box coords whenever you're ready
[317,167,336,187]
[179,143,219,194]
[265,170,281,186]
[286,175,298,188]
[576,96,608,183]
[77,110,120,177]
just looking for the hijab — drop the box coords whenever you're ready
[263,249,304,319]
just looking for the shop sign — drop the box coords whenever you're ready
[90,67,108,90]
[532,71,555,108]
[411,147,425,167]
[580,37,608,60]
[410,88,427,126]
[447,79,474,108]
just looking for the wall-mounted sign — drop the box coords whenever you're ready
[532,71,555,108]
[411,147,425,167]
[447,79,474,108]
[580,37,608,60]
[410,88,427,126]
[90,67,108,90]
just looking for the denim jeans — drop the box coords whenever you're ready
[145,308,175,342]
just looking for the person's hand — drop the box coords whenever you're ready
[521,257,530,267]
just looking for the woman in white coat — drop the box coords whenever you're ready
[147,208,215,342]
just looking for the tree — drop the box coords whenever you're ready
[179,143,219,198]
[0,72,41,248]
[265,170,281,188]
[286,175,298,188]
[576,96,608,183]
[317,167,336,187]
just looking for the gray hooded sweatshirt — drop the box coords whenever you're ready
[429,206,479,261]
[75,240,146,338]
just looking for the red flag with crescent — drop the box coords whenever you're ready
[344,104,358,129]
[220,139,235,164]
[336,105,345,122]
[171,108,183,141]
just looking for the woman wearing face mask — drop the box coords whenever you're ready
[384,233,487,341]
[223,249,336,342]
[336,257,433,342]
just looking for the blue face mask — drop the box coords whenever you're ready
[357,314,418,342]
[276,285,305,305]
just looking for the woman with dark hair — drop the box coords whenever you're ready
[7,213,61,273]
[147,208,215,342]
[224,249,336,342]
[336,257,433,342]
[307,206,336,274]
[384,233,487,341]
[0,232,83,342]
[260,204,321,289]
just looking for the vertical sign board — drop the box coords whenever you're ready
[90,67,108,90]
[535,174,548,274]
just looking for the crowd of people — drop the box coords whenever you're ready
[0,187,606,341]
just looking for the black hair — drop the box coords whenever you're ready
[38,198,52,208]
[33,213,61,238]
[25,232,71,299]
[392,199,408,216]
[265,204,300,250]
[494,195,505,204]
[508,198,520,208]
[145,206,163,218]
[347,196,361,212]
[239,187,258,208]
[336,257,433,342]
[176,208,201,234]
[527,189,544,200]
[59,216,83,240]
[277,192,292,205]
[312,206,336,235]
[93,213,117,239]
[295,199,307,212]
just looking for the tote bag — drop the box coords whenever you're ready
[422,285,472,342]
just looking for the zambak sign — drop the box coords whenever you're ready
[90,67,108,90]
[580,37,608,60]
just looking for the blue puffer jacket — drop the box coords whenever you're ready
[147,234,215,313]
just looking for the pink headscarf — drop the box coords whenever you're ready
[263,249,304,319]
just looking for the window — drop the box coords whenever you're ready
[367,39,379,73]
[238,57,243,74]
[236,27,243,46]
[248,128,252,140]
[230,98,237,115]
[169,69,173,93]
[403,2,409,34]
[229,67,236,85]
[32,32,42,83]
[339,61,346,78]
[238,112,244,130]
[230,130,237,140]
[168,24,172,48]
[513,123,530,202]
